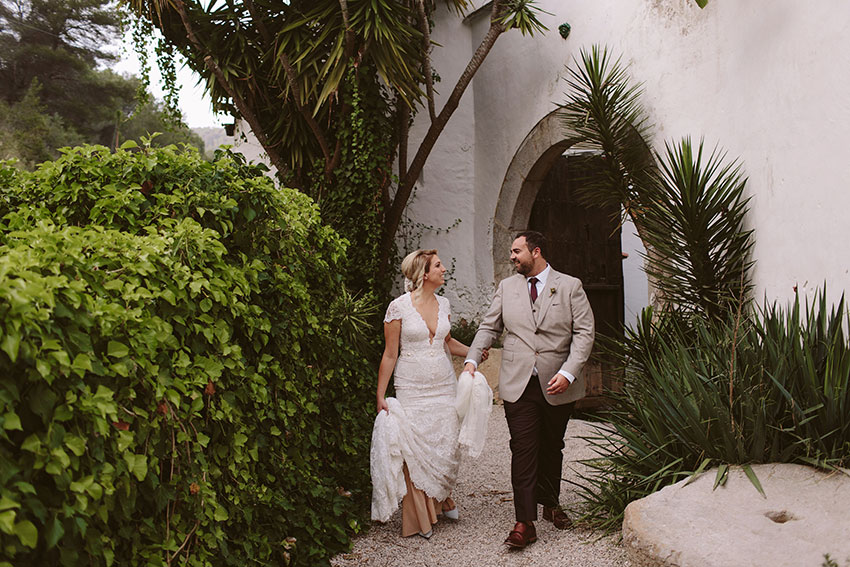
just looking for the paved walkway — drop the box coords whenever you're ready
[332,405,632,567]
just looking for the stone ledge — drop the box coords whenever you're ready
[622,463,850,567]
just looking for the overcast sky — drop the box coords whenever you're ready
[113,31,226,130]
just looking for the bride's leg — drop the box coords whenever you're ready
[401,463,438,537]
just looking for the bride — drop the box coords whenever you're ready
[372,249,483,538]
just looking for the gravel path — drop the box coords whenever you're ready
[332,405,631,567]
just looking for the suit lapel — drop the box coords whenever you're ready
[535,271,560,327]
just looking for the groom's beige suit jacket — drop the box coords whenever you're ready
[468,269,595,405]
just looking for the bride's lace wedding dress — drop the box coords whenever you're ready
[370,292,460,532]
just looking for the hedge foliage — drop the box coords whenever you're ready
[0,143,376,566]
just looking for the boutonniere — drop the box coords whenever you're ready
[549,287,556,296]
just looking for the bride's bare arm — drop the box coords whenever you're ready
[445,334,489,361]
[445,334,469,357]
[376,319,401,413]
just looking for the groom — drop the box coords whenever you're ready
[464,230,594,548]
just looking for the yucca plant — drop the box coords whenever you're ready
[559,45,660,225]
[573,291,850,529]
[643,139,754,319]
[560,46,848,531]
[560,46,754,319]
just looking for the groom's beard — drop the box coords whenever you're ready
[514,259,533,275]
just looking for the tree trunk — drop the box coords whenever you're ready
[378,7,507,276]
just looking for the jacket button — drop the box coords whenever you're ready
[535,351,539,356]
[534,329,540,334]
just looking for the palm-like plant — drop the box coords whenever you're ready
[125,0,549,279]
[572,293,850,529]
[644,139,754,319]
[559,46,753,319]
[560,46,848,532]
[559,45,659,223]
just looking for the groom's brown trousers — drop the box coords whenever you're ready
[503,375,575,523]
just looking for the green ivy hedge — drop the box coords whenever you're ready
[0,144,375,566]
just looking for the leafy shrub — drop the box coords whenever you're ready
[574,293,850,530]
[0,143,376,566]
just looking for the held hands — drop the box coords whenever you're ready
[376,396,389,414]
[462,347,489,376]
[546,374,570,396]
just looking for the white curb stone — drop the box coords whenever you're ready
[623,463,850,567]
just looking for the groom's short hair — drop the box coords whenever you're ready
[516,230,547,258]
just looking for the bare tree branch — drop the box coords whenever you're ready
[416,0,436,122]
[338,0,355,58]
[398,101,409,181]
[379,1,508,273]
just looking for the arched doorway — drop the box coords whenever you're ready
[527,152,624,407]
[494,110,640,407]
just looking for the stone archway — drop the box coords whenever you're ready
[493,109,649,406]
[492,110,581,281]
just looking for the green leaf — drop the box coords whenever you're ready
[123,454,148,481]
[2,412,22,431]
[165,388,180,407]
[21,434,41,453]
[1,332,21,363]
[71,353,93,377]
[119,140,139,149]
[50,349,71,367]
[684,458,712,487]
[64,436,86,456]
[0,510,15,535]
[694,0,708,7]
[51,447,71,468]
[86,482,103,500]
[213,505,229,521]
[14,519,38,549]
[713,464,728,490]
[741,465,766,498]
[107,341,129,358]
[116,430,133,452]
[0,496,20,512]
[14,482,36,495]
[45,515,64,549]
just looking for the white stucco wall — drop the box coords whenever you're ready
[404,0,850,322]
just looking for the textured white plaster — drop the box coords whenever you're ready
[414,0,850,321]
[238,1,850,322]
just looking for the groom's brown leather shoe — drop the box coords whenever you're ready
[504,521,537,548]
[542,505,572,529]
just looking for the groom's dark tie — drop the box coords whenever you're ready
[528,277,539,303]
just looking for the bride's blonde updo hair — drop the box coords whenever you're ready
[401,249,438,295]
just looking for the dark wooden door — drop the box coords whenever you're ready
[528,154,623,407]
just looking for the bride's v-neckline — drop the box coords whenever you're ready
[409,293,441,345]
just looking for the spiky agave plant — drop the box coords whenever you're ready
[559,45,659,227]
[571,291,850,529]
[643,138,755,319]
[560,46,754,320]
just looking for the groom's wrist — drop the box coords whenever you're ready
[463,359,478,370]
[558,370,576,383]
